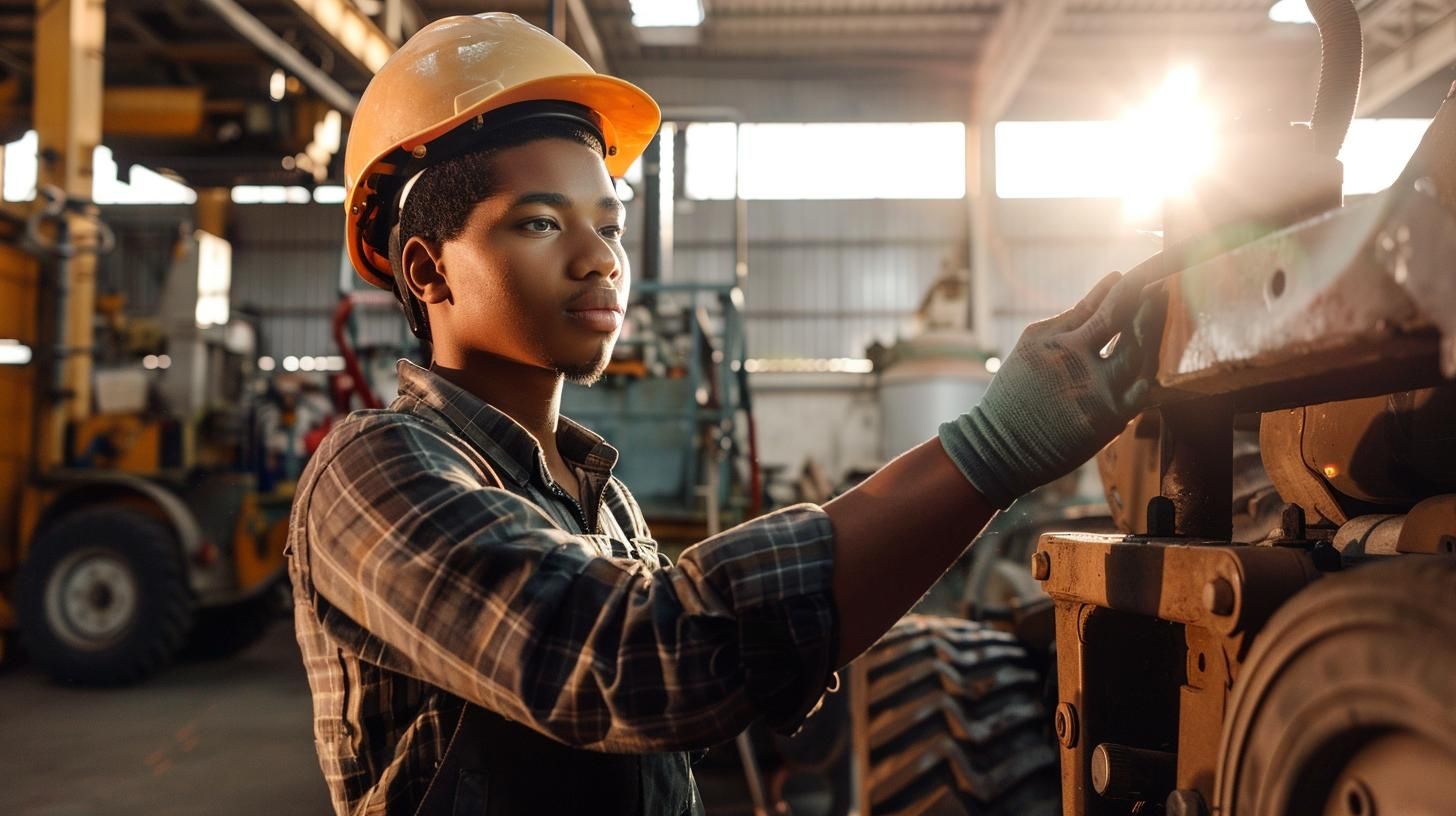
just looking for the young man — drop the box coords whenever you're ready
[289,13,1160,816]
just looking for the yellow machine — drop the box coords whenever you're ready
[0,0,288,683]
[0,191,291,685]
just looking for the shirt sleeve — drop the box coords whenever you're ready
[297,416,838,754]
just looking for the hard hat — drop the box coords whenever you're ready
[343,13,661,291]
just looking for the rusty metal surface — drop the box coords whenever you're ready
[1096,412,1163,536]
[1153,94,1456,405]
[1397,495,1456,554]
[1155,186,1447,403]
[1160,403,1234,540]
[1034,534,1321,638]
[1037,534,1324,812]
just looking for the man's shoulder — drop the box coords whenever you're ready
[304,408,497,490]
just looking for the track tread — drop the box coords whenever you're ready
[862,615,1059,815]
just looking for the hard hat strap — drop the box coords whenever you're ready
[387,223,433,346]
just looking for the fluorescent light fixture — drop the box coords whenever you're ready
[313,185,346,204]
[1268,0,1314,24]
[743,358,874,374]
[630,0,704,28]
[0,339,32,365]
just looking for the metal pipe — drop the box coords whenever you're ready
[1307,0,1363,157]
[197,0,360,115]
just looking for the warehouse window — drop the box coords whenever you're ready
[3,132,196,204]
[995,118,1433,204]
[683,122,966,200]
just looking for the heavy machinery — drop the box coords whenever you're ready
[1029,3,1456,813]
[722,4,1456,815]
[0,193,291,685]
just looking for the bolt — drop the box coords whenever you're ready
[411,144,428,158]
[1146,496,1176,537]
[1166,789,1208,816]
[1280,503,1306,540]
[1031,551,1051,581]
[1054,702,1079,748]
[1340,778,1374,816]
[1203,577,1235,617]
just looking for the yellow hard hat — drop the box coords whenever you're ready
[343,13,661,290]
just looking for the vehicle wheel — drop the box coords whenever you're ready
[1216,557,1456,815]
[863,615,1060,816]
[179,588,280,661]
[17,506,194,685]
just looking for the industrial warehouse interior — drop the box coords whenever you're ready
[1,0,1454,814]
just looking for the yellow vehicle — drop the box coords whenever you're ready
[0,190,290,685]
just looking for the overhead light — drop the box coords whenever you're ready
[269,68,287,102]
[630,0,704,28]
[1268,0,1314,24]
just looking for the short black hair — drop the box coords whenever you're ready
[398,118,605,247]
[389,117,605,347]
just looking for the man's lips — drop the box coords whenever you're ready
[564,289,624,332]
[564,288,623,313]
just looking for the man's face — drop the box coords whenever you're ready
[433,138,629,385]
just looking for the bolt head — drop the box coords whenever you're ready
[1203,577,1236,617]
[1166,789,1208,816]
[1031,551,1051,581]
[1054,702,1078,748]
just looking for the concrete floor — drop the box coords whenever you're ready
[0,619,772,816]
[0,623,331,816]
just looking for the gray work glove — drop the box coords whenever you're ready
[939,269,1165,508]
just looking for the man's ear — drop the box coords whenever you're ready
[400,235,451,305]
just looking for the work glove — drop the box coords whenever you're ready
[939,268,1166,508]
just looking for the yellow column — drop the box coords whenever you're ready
[33,0,105,466]
[195,187,230,238]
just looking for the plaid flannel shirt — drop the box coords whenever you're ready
[287,361,839,815]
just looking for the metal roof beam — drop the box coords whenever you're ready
[197,0,359,114]
[566,0,610,72]
[279,0,395,74]
[1357,8,1456,114]
[973,0,1068,123]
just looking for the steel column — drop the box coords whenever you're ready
[33,0,104,466]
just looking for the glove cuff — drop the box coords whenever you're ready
[937,409,1019,509]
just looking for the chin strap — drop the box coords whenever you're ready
[388,223,433,345]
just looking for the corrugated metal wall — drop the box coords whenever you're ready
[983,197,1160,356]
[666,199,966,359]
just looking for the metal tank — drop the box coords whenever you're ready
[876,330,993,460]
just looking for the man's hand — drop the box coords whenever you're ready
[938,268,1165,508]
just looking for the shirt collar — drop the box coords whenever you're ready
[392,360,619,487]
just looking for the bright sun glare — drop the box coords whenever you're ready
[1117,66,1217,221]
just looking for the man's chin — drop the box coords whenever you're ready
[559,354,611,387]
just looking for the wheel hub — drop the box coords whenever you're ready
[44,548,140,650]
[1322,732,1456,816]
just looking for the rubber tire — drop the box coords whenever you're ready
[862,615,1060,816]
[17,506,195,686]
[1216,557,1456,815]
[179,588,280,661]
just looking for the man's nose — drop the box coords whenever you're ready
[568,229,621,281]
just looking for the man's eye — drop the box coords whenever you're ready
[600,225,624,240]
[522,218,558,233]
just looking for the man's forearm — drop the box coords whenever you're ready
[823,437,996,664]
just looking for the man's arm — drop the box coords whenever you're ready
[825,268,1161,662]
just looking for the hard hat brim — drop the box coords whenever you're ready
[347,73,661,290]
